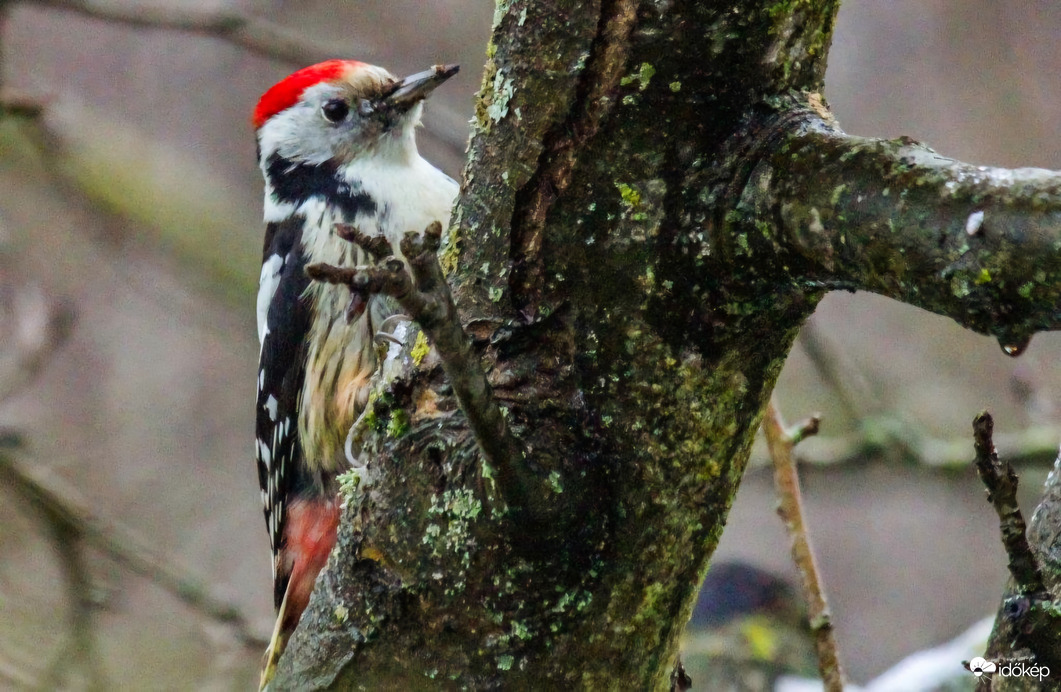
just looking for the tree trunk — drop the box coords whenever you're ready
[274,1,1061,688]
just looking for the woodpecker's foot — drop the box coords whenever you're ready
[334,223,391,260]
[325,224,395,322]
[306,222,551,518]
[306,222,447,329]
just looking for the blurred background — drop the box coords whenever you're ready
[0,0,1059,688]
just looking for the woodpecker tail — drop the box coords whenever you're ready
[259,589,291,691]
[259,497,341,689]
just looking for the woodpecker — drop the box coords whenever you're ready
[252,59,459,684]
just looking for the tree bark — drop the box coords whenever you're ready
[273,1,1061,689]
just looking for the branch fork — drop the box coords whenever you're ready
[306,222,551,519]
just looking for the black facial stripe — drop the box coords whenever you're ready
[265,152,378,220]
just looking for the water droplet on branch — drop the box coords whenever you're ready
[999,335,1032,358]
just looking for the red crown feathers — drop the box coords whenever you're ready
[253,60,363,129]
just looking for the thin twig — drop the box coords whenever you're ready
[762,401,844,691]
[972,411,1046,595]
[972,412,1061,669]
[748,422,1061,471]
[797,321,929,463]
[12,0,470,152]
[310,222,551,520]
[2,445,103,688]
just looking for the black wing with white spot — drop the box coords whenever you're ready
[255,215,311,607]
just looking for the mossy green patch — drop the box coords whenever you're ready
[620,63,656,92]
[387,409,410,438]
[411,330,431,366]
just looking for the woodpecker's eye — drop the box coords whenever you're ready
[321,99,350,123]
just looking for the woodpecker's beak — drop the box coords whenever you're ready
[381,64,459,111]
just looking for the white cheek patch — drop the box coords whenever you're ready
[257,254,284,345]
[257,84,346,166]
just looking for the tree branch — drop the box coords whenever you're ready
[12,0,469,152]
[19,0,361,66]
[762,402,844,692]
[739,102,1061,350]
[307,222,554,520]
[37,515,103,690]
[750,422,1061,470]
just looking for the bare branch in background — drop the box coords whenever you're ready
[798,320,877,420]
[0,451,267,650]
[750,422,1061,471]
[793,318,1061,472]
[35,511,104,690]
[762,402,844,692]
[0,245,263,683]
[797,319,929,465]
[10,0,469,151]
[19,0,363,66]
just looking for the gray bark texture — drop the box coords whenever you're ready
[270,1,1061,689]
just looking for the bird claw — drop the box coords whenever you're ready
[310,223,444,332]
[345,291,367,323]
[345,403,376,466]
[373,330,403,347]
[378,313,412,334]
[334,223,391,260]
